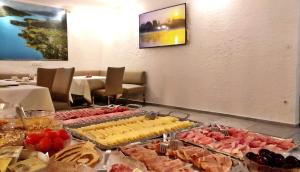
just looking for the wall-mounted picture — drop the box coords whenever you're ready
[0,0,68,60]
[139,3,186,48]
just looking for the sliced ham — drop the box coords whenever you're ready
[59,109,141,126]
[199,154,232,172]
[54,106,130,121]
[177,126,295,159]
[109,164,133,172]
[121,145,192,172]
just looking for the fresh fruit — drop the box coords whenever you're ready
[38,137,52,152]
[273,154,285,167]
[257,156,269,165]
[57,129,70,140]
[285,156,300,168]
[247,149,300,169]
[53,137,64,151]
[258,149,271,156]
[25,128,70,155]
[246,152,257,161]
[43,128,52,133]
[44,130,58,138]
[25,133,42,145]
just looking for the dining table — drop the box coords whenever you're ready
[0,80,54,112]
[70,76,106,103]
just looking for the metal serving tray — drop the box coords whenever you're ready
[64,110,145,128]
[119,139,248,172]
[66,113,202,150]
[59,105,145,128]
[178,124,300,161]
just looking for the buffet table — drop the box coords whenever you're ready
[70,76,106,103]
[1,106,299,172]
[0,84,54,112]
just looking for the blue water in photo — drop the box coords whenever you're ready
[0,15,49,60]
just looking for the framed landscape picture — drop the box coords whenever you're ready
[139,3,187,48]
[0,0,68,60]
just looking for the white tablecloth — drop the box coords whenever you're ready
[0,80,36,86]
[70,76,106,103]
[0,85,55,112]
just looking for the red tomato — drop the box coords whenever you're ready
[53,137,64,151]
[57,129,70,140]
[43,128,52,133]
[26,133,44,145]
[38,137,52,152]
[44,130,58,138]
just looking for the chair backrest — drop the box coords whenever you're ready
[123,71,146,85]
[105,67,125,95]
[51,67,75,102]
[36,68,57,90]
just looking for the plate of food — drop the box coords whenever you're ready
[120,139,247,172]
[68,115,198,149]
[0,146,49,172]
[104,151,147,172]
[177,125,297,160]
[49,141,102,169]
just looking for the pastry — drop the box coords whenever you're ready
[52,142,101,167]
[8,157,47,172]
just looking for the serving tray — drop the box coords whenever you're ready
[67,114,202,150]
[64,110,145,128]
[178,124,299,161]
[58,105,145,128]
[119,139,248,172]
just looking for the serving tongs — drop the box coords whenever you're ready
[210,123,229,136]
[126,104,143,109]
[158,111,190,121]
[15,105,28,130]
[145,111,158,120]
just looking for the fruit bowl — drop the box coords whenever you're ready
[24,128,71,156]
[245,149,300,172]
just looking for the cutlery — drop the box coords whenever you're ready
[97,150,111,172]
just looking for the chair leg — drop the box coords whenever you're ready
[143,93,146,105]
[92,96,95,106]
[125,96,128,105]
[107,96,110,105]
[114,95,118,104]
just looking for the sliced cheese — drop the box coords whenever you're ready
[0,158,12,172]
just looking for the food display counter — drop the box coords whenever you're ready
[0,105,299,172]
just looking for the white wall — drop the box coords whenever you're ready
[98,0,300,125]
[0,0,299,124]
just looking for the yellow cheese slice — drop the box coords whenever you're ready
[0,158,12,172]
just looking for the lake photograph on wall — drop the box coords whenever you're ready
[0,0,68,60]
[139,3,186,48]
